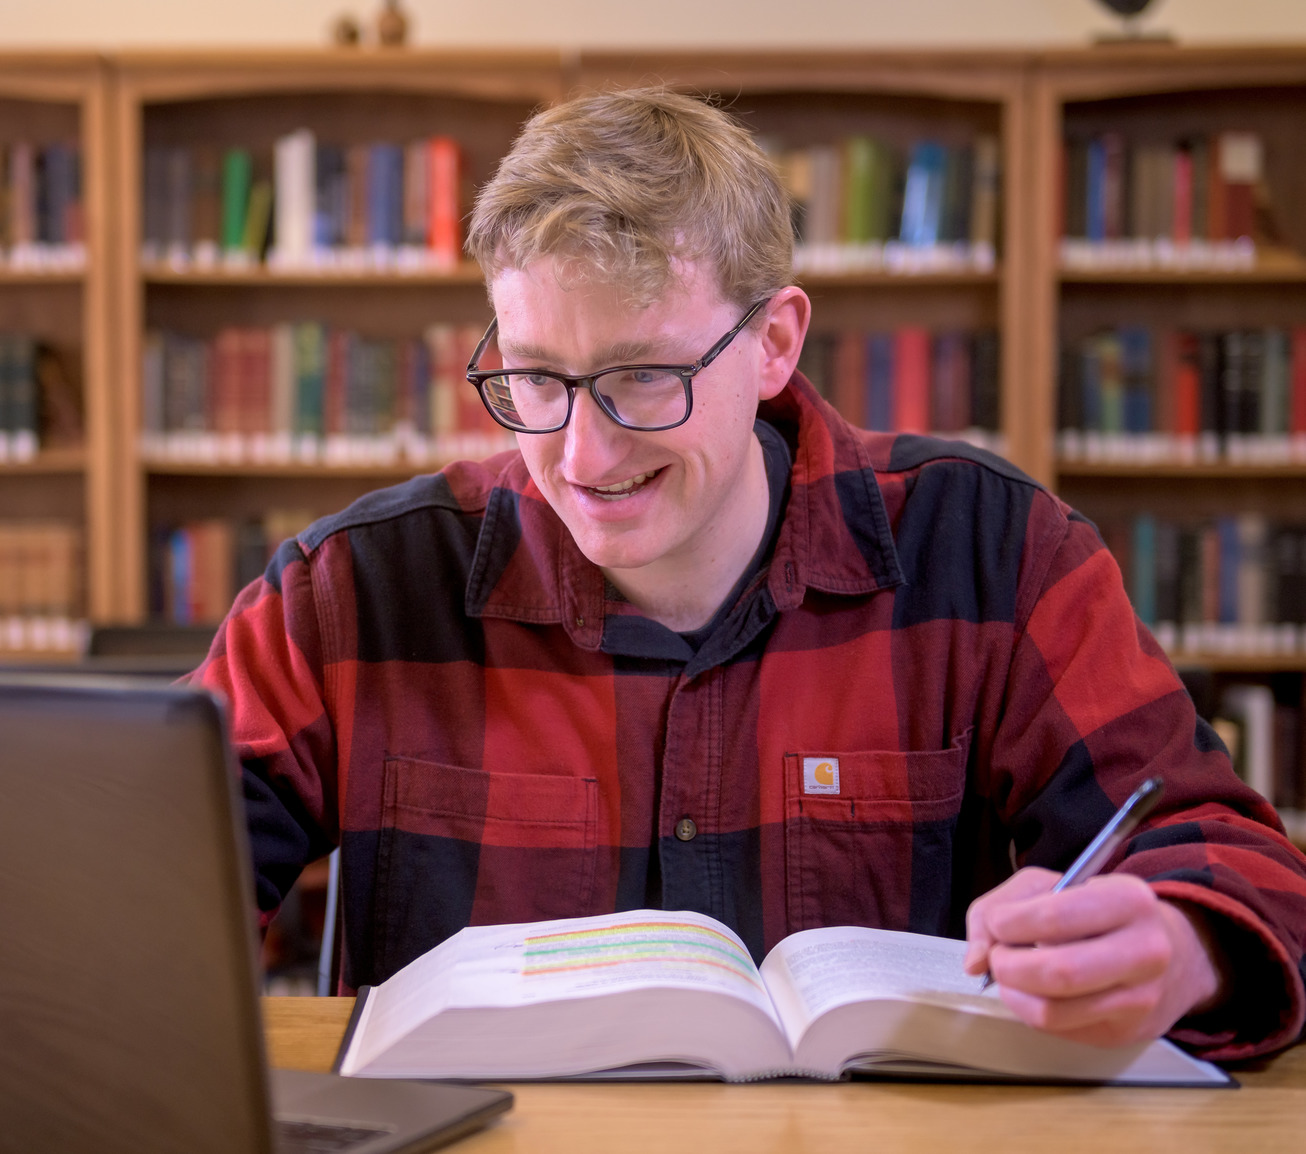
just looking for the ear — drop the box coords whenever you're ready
[755,286,811,402]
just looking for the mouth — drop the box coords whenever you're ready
[583,468,662,501]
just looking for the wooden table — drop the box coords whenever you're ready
[263,997,1306,1154]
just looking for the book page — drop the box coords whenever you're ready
[347,909,780,1072]
[760,925,1006,1049]
[455,909,774,1010]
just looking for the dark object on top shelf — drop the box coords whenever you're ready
[331,13,362,46]
[1092,0,1173,43]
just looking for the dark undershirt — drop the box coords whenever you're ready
[673,420,792,654]
[642,419,792,905]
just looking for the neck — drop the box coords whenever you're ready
[603,433,771,633]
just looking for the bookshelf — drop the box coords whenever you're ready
[1026,47,1306,838]
[575,51,1034,469]
[109,49,565,623]
[0,55,109,657]
[0,43,1299,838]
[1026,49,1306,658]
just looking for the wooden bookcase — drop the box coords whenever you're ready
[1026,47,1306,839]
[0,54,112,651]
[108,49,566,623]
[575,50,1036,473]
[1,44,1304,832]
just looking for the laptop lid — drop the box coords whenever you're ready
[0,675,510,1154]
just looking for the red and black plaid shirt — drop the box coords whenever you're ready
[195,372,1306,1059]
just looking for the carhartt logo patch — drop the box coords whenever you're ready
[803,757,840,795]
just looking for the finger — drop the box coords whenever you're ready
[997,979,1168,1047]
[963,867,1061,972]
[982,873,1156,950]
[988,916,1172,1002]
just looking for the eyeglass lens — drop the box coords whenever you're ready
[481,368,689,431]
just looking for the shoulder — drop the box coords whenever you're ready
[867,431,1074,541]
[296,449,524,555]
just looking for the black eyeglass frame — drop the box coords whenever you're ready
[464,298,769,434]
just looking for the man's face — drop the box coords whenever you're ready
[489,259,776,587]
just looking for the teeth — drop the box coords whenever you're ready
[589,470,657,499]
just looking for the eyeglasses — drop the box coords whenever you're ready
[464,299,768,433]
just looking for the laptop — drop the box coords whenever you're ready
[0,674,512,1154]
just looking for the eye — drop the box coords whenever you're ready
[608,368,669,387]
[523,372,556,388]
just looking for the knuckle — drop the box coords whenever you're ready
[1039,954,1084,997]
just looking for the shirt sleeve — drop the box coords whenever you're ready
[990,492,1306,1060]
[189,533,338,927]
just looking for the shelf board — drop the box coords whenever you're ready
[140,263,1000,290]
[141,261,487,287]
[1060,249,1306,285]
[0,447,87,474]
[798,268,1000,288]
[1167,653,1306,674]
[142,458,436,479]
[0,267,85,285]
[1058,461,1306,480]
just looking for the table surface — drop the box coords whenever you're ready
[262,997,1306,1154]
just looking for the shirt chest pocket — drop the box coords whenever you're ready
[373,757,599,980]
[782,731,970,937]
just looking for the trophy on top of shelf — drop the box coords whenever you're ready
[1091,0,1173,43]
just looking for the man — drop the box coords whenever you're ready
[195,88,1306,1058]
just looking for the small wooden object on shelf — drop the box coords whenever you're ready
[376,1,409,47]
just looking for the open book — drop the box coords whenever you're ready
[335,909,1230,1085]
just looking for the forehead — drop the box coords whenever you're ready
[488,258,730,365]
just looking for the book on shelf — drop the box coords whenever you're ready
[0,334,80,461]
[0,140,84,270]
[1058,323,1306,464]
[1106,509,1306,660]
[764,132,998,275]
[799,325,1001,451]
[1181,669,1306,818]
[141,321,510,465]
[0,519,85,654]
[144,130,466,272]
[1060,129,1286,270]
[151,509,314,625]
[334,908,1229,1086]
[1215,683,1276,802]
[271,128,315,268]
[221,148,252,258]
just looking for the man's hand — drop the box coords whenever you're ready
[963,867,1227,1047]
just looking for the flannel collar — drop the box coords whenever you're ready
[465,372,904,650]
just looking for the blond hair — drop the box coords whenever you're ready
[466,87,793,309]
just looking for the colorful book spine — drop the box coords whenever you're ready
[1,141,84,269]
[1058,324,1306,464]
[1061,129,1273,269]
[221,148,252,257]
[428,136,462,266]
[140,321,509,464]
[144,132,468,270]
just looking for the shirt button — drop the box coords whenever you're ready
[674,817,697,842]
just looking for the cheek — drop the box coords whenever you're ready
[515,435,558,490]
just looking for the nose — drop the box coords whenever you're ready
[561,387,630,483]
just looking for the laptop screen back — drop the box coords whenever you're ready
[0,677,273,1154]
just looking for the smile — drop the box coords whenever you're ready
[585,469,661,501]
